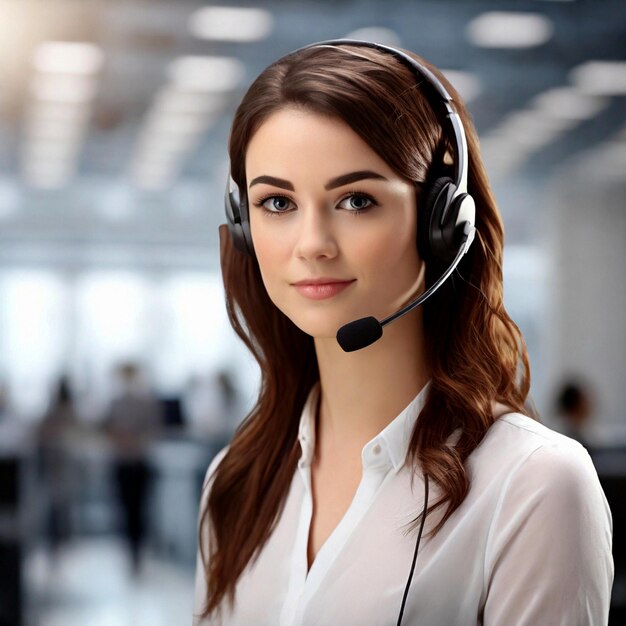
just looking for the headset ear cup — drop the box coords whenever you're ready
[418,177,453,264]
[224,176,255,257]
[227,220,250,256]
[239,193,255,257]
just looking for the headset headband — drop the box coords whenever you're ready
[292,39,469,198]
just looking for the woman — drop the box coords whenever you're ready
[194,40,613,625]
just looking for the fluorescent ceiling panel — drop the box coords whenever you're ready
[22,141,79,162]
[23,171,71,189]
[168,56,245,92]
[466,12,553,48]
[441,70,481,103]
[33,41,104,75]
[500,109,575,137]
[189,6,273,42]
[531,87,609,120]
[145,113,208,137]
[27,102,91,125]
[343,27,402,47]
[154,89,226,116]
[570,61,626,96]
[31,74,98,103]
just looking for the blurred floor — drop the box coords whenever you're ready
[25,536,194,626]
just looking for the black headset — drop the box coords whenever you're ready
[225,38,476,270]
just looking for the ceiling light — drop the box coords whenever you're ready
[23,159,74,176]
[21,141,79,162]
[23,166,72,189]
[579,142,626,181]
[153,89,226,116]
[27,102,91,125]
[33,42,104,75]
[343,27,401,47]
[145,113,208,136]
[441,70,482,103]
[531,87,608,120]
[31,74,98,103]
[500,109,575,138]
[24,120,85,144]
[508,125,565,150]
[480,144,526,180]
[131,154,181,174]
[570,61,626,96]
[466,12,553,48]
[168,56,245,92]
[189,6,273,42]
[136,132,198,156]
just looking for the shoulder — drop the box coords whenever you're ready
[202,444,230,491]
[198,445,231,514]
[480,411,591,466]
[477,413,608,522]
[478,416,614,624]
[197,445,231,543]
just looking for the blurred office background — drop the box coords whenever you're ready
[0,0,624,624]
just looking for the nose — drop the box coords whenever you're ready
[293,204,339,261]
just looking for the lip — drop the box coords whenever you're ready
[292,278,356,300]
[292,277,354,286]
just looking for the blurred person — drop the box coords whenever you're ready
[216,370,237,421]
[194,41,613,625]
[184,370,238,439]
[37,374,80,556]
[554,378,595,450]
[103,361,163,575]
[0,379,10,421]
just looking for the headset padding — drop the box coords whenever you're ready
[418,176,452,263]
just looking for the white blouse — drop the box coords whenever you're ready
[193,381,614,626]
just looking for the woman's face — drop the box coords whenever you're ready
[246,107,424,340]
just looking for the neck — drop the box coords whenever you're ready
[312,305,429,464]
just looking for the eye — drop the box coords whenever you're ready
[255,195,295,214]
[337,192,377,213]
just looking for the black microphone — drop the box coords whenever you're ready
[336,222,476,352]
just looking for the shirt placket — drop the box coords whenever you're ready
[279,459,314,626]
[285,440,390,626]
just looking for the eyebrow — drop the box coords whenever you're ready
[248,175,294,191]
[248,170,388,192]
[325,170,388,190]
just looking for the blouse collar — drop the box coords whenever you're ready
[297,380,431,474]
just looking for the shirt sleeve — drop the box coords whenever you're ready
[193,445,230,626]
[482,441,614,626]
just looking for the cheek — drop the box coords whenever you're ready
[249,222,289,293]
[357,213,420,276]
[251,215,274,258]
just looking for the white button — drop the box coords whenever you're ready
[372,444,381,455]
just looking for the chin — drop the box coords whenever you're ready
[283,309,351,340]
[289,319,341,339]
[269,291,371,339]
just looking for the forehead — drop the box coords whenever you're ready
[244,107,396,182]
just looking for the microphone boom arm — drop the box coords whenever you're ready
[380,222,475,328]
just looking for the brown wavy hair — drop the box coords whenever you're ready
[197,43,532,622]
